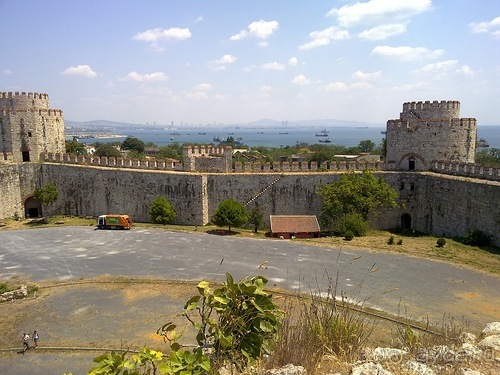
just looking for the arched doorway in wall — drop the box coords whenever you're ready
[24,196,42,218]
[401,213,412,229]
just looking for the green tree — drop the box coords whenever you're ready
[358,139,376,153]
[212,199,248,232]
[317,171,398,232]
[65,140,87,155]
[247,204,265,233]
[33,182,59,216]
[94,142,122,158]
[156,143,183,160]
[149,197,176,225]
[121,136,145,153]
[475,148,500,166]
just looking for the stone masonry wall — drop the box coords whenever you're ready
[39,164,206,225]
[0,164,24,218]
[1,164,499,246]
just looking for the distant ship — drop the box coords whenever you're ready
[318,138,332,143]
[315,128,329,137]
[198,132,206,135]
[477,138,489,147]
[355,126,368,129]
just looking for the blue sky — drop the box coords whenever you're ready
[1,0,499,126]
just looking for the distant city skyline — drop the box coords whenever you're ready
[1,0,499,125]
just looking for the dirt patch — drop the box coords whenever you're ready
[0,279,201,352]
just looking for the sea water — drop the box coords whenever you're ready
[78,125,499,149]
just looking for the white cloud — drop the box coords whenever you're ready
[133,27,192,51]
[122,71,167,82]
[416,60,475,78]
[3,69,12,75]
[194,83,212,91]
[260,85,273,93]
[418,60,458,73]
[185,83,212,100]
[261,62,285,70]
[209,54,237,71]
[230,20,278,41]
[352,70,381,80]
[323,82,348,91]
[371,45,443,60]
[288,57,298,66]
[328,0,432,27]
[299,26,349,50]
[61,65,97,78]
[358,23,407,40]
[218,55,237,64]
[469,16,500,38]
[291,74,310,85]
[194,16,204,23]
[457,65,474,77]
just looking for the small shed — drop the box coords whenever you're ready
[269,215,321,239]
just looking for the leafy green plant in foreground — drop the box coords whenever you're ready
[183,273,284,370]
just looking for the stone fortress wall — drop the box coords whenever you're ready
[1,163,498,245]
[0,95,499,245]
[386,100,476,171]
[0,92,65,163]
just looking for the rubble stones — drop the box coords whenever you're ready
[0,284,28,302]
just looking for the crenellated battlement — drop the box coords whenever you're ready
[0,91,49,99]
[182,145,231,157]
[0,92,50,110]
[387,117,476,129]
[401,100,460,121]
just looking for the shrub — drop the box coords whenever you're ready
[344,230,354,240]
[436,237,446,247]
[397,239,403,245]
[462,229,491,247]
[0,282,8,294]
[387,236,395,245]
[183,273,284,370]
[331,213,369,237]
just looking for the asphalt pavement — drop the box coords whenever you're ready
[1,226,498,327]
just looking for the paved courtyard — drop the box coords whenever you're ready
[0,227,498,374]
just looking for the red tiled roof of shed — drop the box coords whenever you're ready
[270,215,320,233]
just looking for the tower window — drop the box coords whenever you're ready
[28,131,32,137]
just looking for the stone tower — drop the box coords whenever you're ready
[0,92,65,163]
[385,100,476,170]
[182,145,233,172]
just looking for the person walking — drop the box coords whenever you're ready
[21,333,29,354]
[32,330,39,349]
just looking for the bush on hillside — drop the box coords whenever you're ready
[462,229,491,247]
[436,237,446,247]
